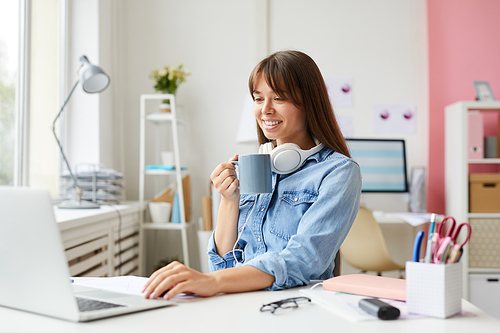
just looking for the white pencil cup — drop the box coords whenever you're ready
[406,261,462,318]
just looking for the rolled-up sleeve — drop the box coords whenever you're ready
[207,231,243,271]
[244,159,361,290]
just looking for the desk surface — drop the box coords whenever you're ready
[0,285,497,332]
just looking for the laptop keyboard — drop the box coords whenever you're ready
[76,297,125,312]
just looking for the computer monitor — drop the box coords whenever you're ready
[346,138,408,193]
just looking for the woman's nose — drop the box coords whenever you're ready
[262,100,274,114]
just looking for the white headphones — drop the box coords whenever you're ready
[259,140,324,174]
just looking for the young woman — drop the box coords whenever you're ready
[143,50,361,300]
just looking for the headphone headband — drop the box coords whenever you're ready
[259,141,324,174]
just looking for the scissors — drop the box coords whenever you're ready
[434,221,471,264]
[433,216,456,255]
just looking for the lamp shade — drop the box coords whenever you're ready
[79,55,110,93]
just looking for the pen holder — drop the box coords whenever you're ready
[406,261,462,318]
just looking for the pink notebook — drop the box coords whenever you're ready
[322,274,406,301]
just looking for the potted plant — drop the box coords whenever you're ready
[149,64,190,112]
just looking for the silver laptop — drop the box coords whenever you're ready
[0,187,174,322]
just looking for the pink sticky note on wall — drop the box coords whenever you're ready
[468,111,484,159]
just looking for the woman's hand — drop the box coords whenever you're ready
[143,263,275,300]
[210,155,239,201]
[142,261,219,300]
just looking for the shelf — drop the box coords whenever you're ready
[449,100,500,110]
[469,158,500,164]
[144,169,188,176]
[469,268,500,274]
[142,222,191,230]
[139,93,191,272]
[145,112,184,124]
[445,100,500,301]
[468,213,500,219]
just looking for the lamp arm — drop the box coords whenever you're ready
[52,79,80,190]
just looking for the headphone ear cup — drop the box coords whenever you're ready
[269,142,325,174]
[271,143,303,174]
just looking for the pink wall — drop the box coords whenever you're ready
[427,0,500,214]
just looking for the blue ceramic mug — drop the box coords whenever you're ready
[232,154,272,194]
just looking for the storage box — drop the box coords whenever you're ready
[469,218,500,268]
[469,173,500,213]
[406,262,462,318]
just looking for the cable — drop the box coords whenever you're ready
[232,196,259,264]
[97,200,123,276]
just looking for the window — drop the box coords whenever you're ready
[29,0,61,194]
[0,0,20,186]
[0,0,62,194]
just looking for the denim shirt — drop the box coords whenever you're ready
[207,146,362,290]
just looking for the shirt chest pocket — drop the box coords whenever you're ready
[238,195,256,232]
[270,190,318,241]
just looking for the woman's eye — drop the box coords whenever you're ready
[254,97,264,102]
[275,97,284,101]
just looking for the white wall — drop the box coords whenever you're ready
[66,0,101,167]
[94,0,429,271]
[117,0,260,208]
[116,0,428,216]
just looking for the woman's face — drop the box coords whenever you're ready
[253,75,312,148]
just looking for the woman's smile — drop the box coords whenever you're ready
[262,119,283,130]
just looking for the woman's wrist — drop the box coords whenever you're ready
[208,266,275,295]
[220,195,239,208]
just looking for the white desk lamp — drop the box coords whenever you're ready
[52,55,110,209]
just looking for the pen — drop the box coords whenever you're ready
[412,230,425,262]
[424,213,436,263]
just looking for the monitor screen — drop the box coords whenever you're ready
[346,139,408,193]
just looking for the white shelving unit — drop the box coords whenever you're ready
[138,94,190,275]
[445,100,500,300]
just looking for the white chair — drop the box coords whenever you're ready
[341,205,405,276]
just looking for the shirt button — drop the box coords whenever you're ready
[261,208,265,212]
[294,197,298,202]
[257,237,261,242]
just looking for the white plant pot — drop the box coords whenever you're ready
[159,103,171,113]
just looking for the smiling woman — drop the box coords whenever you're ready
[142,50,362,301]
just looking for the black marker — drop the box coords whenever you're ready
[359,298,400,320]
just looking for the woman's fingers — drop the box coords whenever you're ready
[143,262,218,300]
[162,271,218,300]
[142,261,181,298]
[210,155,238,184]
[210,158,240,199]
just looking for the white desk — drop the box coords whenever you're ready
[0,286,498,332]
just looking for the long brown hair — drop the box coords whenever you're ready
[248,50,350,158]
